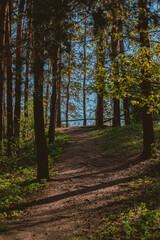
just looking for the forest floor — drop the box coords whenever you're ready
[1,126,159,240]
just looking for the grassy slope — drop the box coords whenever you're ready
[88,124,160,240]
[93,124,160,154]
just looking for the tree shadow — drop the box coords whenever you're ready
[2,174,138,214]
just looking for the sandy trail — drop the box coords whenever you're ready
[1,126,146,240]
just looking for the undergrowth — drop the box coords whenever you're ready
[0,131,68,220]
[88,124,160,240]
[89,203,160,240]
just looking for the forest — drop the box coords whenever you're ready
[0,0,160,239]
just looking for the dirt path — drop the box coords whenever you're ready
[1,126,150,240]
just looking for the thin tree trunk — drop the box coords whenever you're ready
[57,46,62,128]
[14,0,25,138]
[138,0,155,158]
[48,47,58,144]
[66,40,71,128]
[111,13,121,127]
[97,92,103,128]
[6,1,13,154]
[0,1,7,144]
[96,33,104,128]
[2,78,6,138]
[45,62,51,125]
[24,1,32,119]
[83,11,87,126]
[123,98,130,125]
[33,0,49,181]
[119,5,130,125]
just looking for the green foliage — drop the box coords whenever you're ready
[90,124,160,240]
[129,176,160,198]
[0,137,36,174]
[0,129,68,222]
[90,175,160,240]
[48,131,68,166]
[89,203,160,240]
[0,100,68,221]
[0,168,39,218]
[93,203,160,240]
[93,124,160,155]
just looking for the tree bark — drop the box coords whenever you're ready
[96,32,105,129]
[111,13,121,127]
[83,11,87,126]
[33,0,49,180]
[97,92,103,128]
[138,0,155,158]
[66,40,71,128]
[0,1,7,144]
[45,62,51,126]
[24,1,32,119]
[6,1,13,154]
[2,80,6,138]
[57,46,62,128]
[14,0,25,138]
[48,46,58,144]
[123,98,130,125]
[118,5,130,125]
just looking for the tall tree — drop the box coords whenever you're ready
[49,0,64,139]
[33,0,49,180]
[45,61,51,126]
[66,38,71,128]
[14,0,25,139]
[57,46,62,128]
[0,1,7,144]
[83,9,87,126]
[48,47,58,144]
[118,3,130,125]
[111,4,121,127]
[93,7,105,128]
[2,80,6,138]
[6,0,13,154]
[96,34,105,128]
[138,0,155,158]
[24,1,32,119]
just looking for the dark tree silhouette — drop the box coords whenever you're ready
[111,5,121,127]
[138,0,155,158]
[33,0,49,180]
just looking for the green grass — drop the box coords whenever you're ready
[0,131,68,220]
[89,124,160,240]
[93,124,160,154]
[88,175,160,240]
[89,203,160,240]
[48,132,69,166]
[88,171,160,240]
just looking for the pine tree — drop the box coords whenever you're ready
[33,0,49,180]
[138,0,155,158]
